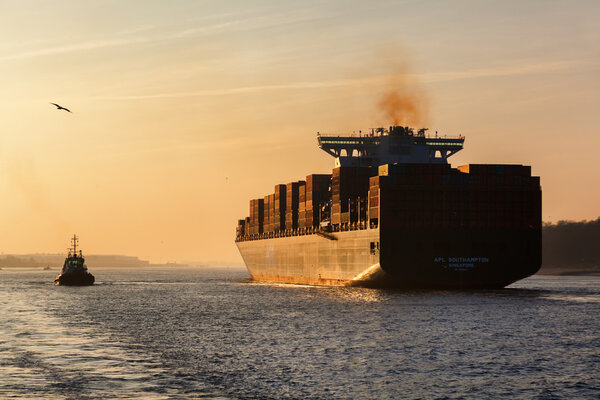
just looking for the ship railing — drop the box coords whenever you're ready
[235,220,373,242]
[318,130,464,140]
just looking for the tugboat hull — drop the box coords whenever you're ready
[54,271,95,286]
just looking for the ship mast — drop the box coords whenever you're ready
[71,234,79,255]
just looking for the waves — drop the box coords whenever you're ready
[1,269,599,399]
[0,281,171,399]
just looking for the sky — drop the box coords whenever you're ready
[0,0,598,263]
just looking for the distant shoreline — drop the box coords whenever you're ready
[0,253,204,270]
[0,264,200,270]
[2,264,600,277]
[0,264,242,270]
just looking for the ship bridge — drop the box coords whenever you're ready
[317,126,464,167]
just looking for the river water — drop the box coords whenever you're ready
[1,267,599,399]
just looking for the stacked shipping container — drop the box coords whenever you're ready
[236,163,540,239]
[305,174,331,228]
[262,194,275,233]
[273,184,286,231]
[285,181,304,230]
[367,163,539,230]
[298,181,307,228]
[331,167,372,226]
[248,199,264,235]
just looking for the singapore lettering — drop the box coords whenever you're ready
[434,257,489,271]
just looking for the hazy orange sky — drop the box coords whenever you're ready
[1,1,598,263]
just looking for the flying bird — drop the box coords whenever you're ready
[50,102,72,113]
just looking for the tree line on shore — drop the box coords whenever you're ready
[543,217,600,269]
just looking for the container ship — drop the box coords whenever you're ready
[235,126,541,289]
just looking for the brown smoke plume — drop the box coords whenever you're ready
[376,56,429,127]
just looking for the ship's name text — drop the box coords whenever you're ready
[434,257,489,263]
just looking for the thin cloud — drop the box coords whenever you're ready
[0,12,323,62]
[0,21,239,61]
[0,37,150,62]
[419,60,597,83]
[88,136,247,162]
[92,59,597,101]
[91,80,364,100]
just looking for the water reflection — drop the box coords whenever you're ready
[0,285,171,399]
[539,293,600,303]
[2,269,599,399]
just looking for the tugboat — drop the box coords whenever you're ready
[54,234,95,286]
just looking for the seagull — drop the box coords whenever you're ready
[50,102,72,113]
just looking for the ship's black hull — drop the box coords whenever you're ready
[379,227,541,289]
[236,226,541,289]
[54,271,95,286]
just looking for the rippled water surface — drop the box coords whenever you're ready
[1,267,599,399]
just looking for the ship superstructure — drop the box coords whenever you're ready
[235,126,541,288]
[318,126,464,167]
